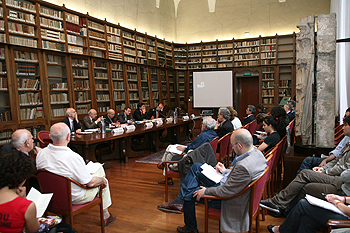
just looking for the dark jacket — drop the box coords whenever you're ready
[242,114,256,126]
[214,120,234,139]
[146,108,166,119]
[103,114,115,125]
[62,117,82,132]
[133,109,147,121]
[117,111,133,124]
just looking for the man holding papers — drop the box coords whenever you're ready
[36,123,116,227]
[176,129,267,233]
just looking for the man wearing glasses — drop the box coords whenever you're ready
[0,129,41,156]
[62,108,82,133]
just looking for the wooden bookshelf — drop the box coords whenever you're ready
[110,61,125,111]
[159,68,168,106]
[0,46,13,123]
[202,41,217,69]
[92,59,110,113]
[217,40,233,68]
[168,70,176,108]
[139,65,150,107]
[150,67,159,107]
[126,64,139,109]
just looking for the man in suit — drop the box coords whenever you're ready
[176,129,267,233]
[133,103,147,121]
[146,103,166,119]
[81,109,101,130]
[242,105,256,126]
[103,109,118,126]
[62,108,81,133]
[214,107,234,138]
[0,129,41,156]
[284,103,295,122]
[287,100,296,114]
[117,106,134,124]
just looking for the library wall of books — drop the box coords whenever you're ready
[0,0,296,144]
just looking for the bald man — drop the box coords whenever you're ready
[36,123,116,227]
[62,108,82,133]
[103,109,119,126]
[0,129,41,156]
[82,109,101,130]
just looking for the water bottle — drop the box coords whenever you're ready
[100,116,106,134]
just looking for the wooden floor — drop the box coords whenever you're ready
[70,156,285,233]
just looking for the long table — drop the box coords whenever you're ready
[69,117,199,162]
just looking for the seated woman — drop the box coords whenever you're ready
[253,113,268,145]
[271,106,288,138]
[257,116,281,153]
[227,106,242,130]
[267,194,350,233]
[0,150,40,233]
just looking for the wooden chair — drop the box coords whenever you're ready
[216,132,232,165]
[271,136,287,194]
[164,138,219,202]
[203,166,269,233]
[327,219,350,232]
[36,169,105,233]
[248,120,258,135]
[286,119,295,147]
[37,131,52,148]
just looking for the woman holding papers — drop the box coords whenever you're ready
[0,150,40,233]
[267,194,350,233]
[257,116,281,153]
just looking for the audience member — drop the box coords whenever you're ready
[62,108,82,133]
[36,123,116,227]
[147,103,166,119]
[256,103,266,114]
[104,109,118,126]
[242,105,256,126]
[253,113,268,145]
[267,168,350,233]
[176,129,267,233]
[214,107,234,138]
[117,106,134,124]
[260,117,350,215]
[0,150,40,233]
[287,100,296,114]
[284,103,295,122]
[270,106,288,138]
[0,129,41,156]
[82,109,101,130]
[227,106,242,130]
[157,116,218,185]
[133,103,147,121]
[257,116,281,153]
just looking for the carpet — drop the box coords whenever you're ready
[135,150,165,164]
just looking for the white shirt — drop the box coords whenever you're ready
[231,117,242,130]
[36,144,92,201]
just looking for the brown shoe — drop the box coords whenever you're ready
[104,214,116,226]
[158,177,173,185]
[157,203,183,214]
[157,162,165,170]
[177,225,199,233]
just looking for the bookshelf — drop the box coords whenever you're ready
[188,43,201,70]
[157,39,165,67]
[87,19,106,58]
[277,65,294,103]
[0,1,5,42]
[260,37,276,65]
[147,37,156,66]
[13,48,44,120]
[44,52,70,118]
[176,70,186,108]
[122,29,136,63]
[261,66,275,105]
[92,59,110,113]
[65,11,87,55]
[217,40,233,68]
[106,24,122,61]
[110,61,125,111]
[277,35,295,64]
[188,71,193,101]
[159,69,168,106]
[0,46,12,122]
[71,57,91,115]
[0,129,13,145]
[126,64,139,109]
[165,41,173,68]
[139,66,150,107]
[168,70,176,108]
[234,39,260,67]
[202,42,217,69]
[150,67,159,107]
[136,33,146,65]
[174,44,187,70]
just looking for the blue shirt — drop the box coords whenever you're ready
[184,130,218,153]
[331,136,350,157]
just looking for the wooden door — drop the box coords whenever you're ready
[235,75,260,121]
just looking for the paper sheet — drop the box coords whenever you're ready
[26,187,53,218]
[305,194,348,217]
[86,161,104,174]
[200,163,223,183]
[167,144,184,155]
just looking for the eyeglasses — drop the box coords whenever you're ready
[231,142,239,147]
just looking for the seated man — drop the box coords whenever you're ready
[175,129,267,233]
[103,109,118,126]
[242,105,256,126]
[256,103,266,114]
[287,99,296,114]
[146,103,166,119]
[260,116,350,216]
[36,123,116,226]
[284,103,295,122]
[0,129,41,156]
[62,108,81,133]
[214,107,234,138]
[82,109,101,130]
[133,103,147,121]
[157,116,218,184]
[117,106,134,124]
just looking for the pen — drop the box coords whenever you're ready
[322,193,327,196]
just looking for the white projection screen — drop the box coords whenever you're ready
[193,71,233,108]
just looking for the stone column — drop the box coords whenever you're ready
[315,13,336,148]
[295,15,315,145]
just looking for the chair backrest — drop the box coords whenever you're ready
[248,120,258,135]
[37,169,71,211]
[251,166,270,217]
[272,136,287,171]
[217,132,231,161]
[288,119,295,132]
[243,121,252,130]
[210,137,219,153]
[37,131,51,148]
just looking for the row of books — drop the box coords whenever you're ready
[90,30,105,39]
[88,20,104,31]
[203,51,216,56]
[262,81,274,88]
[46,55,61,64]
[75,91,90,103]
[17,78,39,89]
[97,106,109,113]
[95,83,109,90]
[96,94,109,101]
[8,22,35,35]
[68,45,84,55]
[234,54,259,60]
[6,0,36,12]
[51,108,66,117]
[234,61,259,66]
[261,59,276,65]
[142,91,149,99]
[106,26,120,35]
[39,6,62,19]
[115,103,126,110]
[109,44,121,52]
[89,39,105,49]
[7,9,36,23]
[235,41,259,47]
[73,69,88,77]
[109,53,122,60]
[10,36,37,48]
[76,103,91,115]
[66,13,86,26]
[114,91,125,100]
[16,63,36,75]
[51,82,67,90]
[218,56,233,62]
[235,47,259,53]
[19,90,42,103]
[40,17,63,30]
[14,50,38,61]
[74,80,90,90]
[42,41,65,51]
[66,23,87,36]
[261,52,276,58]
[124,48,136,55]
[136,43,146,50]
[20,107,43,120]
[280,80,291,87]
[0,111,11,122]
[72,59,88,67]
[50,93,68,104]
[262,89,275,96]
[95,72,107,79]
[0,77,7,89]
[113,81,124,89]
[263,73,274,79]
[262,97,274,104]
[111,71,123,79]
[128,83,137,90]
[41,29,65,41]
[128,93,138,100]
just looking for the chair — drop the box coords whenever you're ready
[210,137,219,153]
[248,120,258,135]
[36,169,105,233]
[216,132,232,165]
[327,219,350,232]
[203,166,269,233]
[286,119,295,147]
[37,131,52,148]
